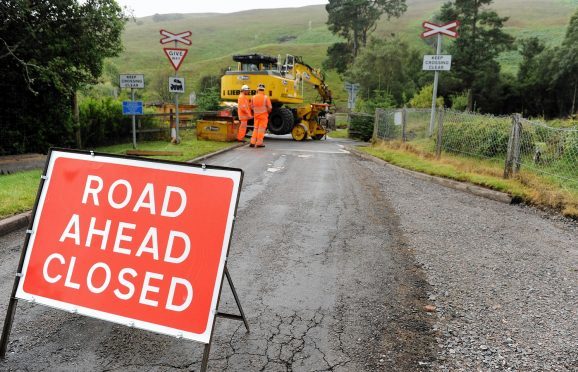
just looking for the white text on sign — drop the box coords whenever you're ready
[50,175,194,312]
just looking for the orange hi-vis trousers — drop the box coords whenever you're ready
[237,120,248,141]
[237,93,251,141]
[250,116,268,146]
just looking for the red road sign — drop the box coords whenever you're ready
[163,48,188,71]
[160,29,192,45]
[15,149,242,343]
[421,20,460,38]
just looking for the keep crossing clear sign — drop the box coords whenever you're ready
[15,149,242,344]
[119,74,145,89]
[422,55,452,71]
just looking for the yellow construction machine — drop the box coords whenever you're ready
[221,54,334,141]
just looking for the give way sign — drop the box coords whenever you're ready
[163,48,189,71]
[15,149,242,344]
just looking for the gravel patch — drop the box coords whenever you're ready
[361,159,577,371]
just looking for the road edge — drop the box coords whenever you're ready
[0,143,247,237]
[347,146,513,204]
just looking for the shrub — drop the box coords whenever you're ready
[348,113,374,141]
[79,97,157,148]
[409,84,444,108]
[450,92,468,111]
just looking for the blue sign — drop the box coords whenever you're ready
[122,101,143,115]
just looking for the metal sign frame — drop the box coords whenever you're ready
[0,148,249,372]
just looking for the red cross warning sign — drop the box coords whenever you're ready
[163,48,189,71]
[421,20,460,38]
[15,149,242,344]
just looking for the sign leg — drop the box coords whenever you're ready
[225,267,250,332]
[0,295,18,359]
[200,342,212,372]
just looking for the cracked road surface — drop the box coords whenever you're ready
[0,136,435,371]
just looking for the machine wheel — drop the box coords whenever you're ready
[268,107,294,135]
[312,134,325,140]
[291,124,308,141]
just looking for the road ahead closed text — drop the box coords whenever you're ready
[16,152,241,343]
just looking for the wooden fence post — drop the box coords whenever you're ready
[373,108,381,142]
[504,113,522,178]
[512,114,522,174]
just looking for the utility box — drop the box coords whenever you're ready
[196,119,240,142]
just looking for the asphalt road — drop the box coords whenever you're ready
[0,136,436,371]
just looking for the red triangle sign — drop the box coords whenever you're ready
[163,48,188,71]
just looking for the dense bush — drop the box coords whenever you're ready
[348,113,374,141]
[79,97,157,148]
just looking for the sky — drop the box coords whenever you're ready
[115,0,329,18]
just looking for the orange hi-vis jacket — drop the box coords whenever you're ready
[251,92,272,120]
[237,93,252,121]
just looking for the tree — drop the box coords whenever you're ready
[346,37,422,107]
[322,42,354,74]
[553,8,578,117]
[439,0,514,111]
[0,0,128,154]
[325,0,407,59]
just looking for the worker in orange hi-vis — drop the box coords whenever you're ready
[250,83,272,148]
[236,85,252,142]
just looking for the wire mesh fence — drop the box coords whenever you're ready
[517,118,578,187]
[373,108,578,188]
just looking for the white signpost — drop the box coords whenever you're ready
[160,29,192,144]
[119,74,145,149]
[421,20,459,135]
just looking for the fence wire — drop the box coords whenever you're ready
[517,118,578,186]
[442,110,512,160]
[373,108,577,188]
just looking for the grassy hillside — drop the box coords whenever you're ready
[110,0,577,106]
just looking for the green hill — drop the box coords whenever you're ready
[110,0,577,106]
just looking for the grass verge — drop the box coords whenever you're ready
[361,140,578,219]
[0,130,237,219]
[328,128,349,139]
[93,130,232,162]
[0,170,42,219]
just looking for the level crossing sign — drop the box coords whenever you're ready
[160,29,192,45]
[12,149,243,344]
[169,77,185,93]
[421,20,460,38]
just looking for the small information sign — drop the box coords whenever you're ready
[120,74,145,89]
[422,55,452,71]
[122,101,143,115]
[169,77,185,93]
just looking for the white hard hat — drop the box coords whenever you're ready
[241,85,249,91]
[258,83,265,90]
